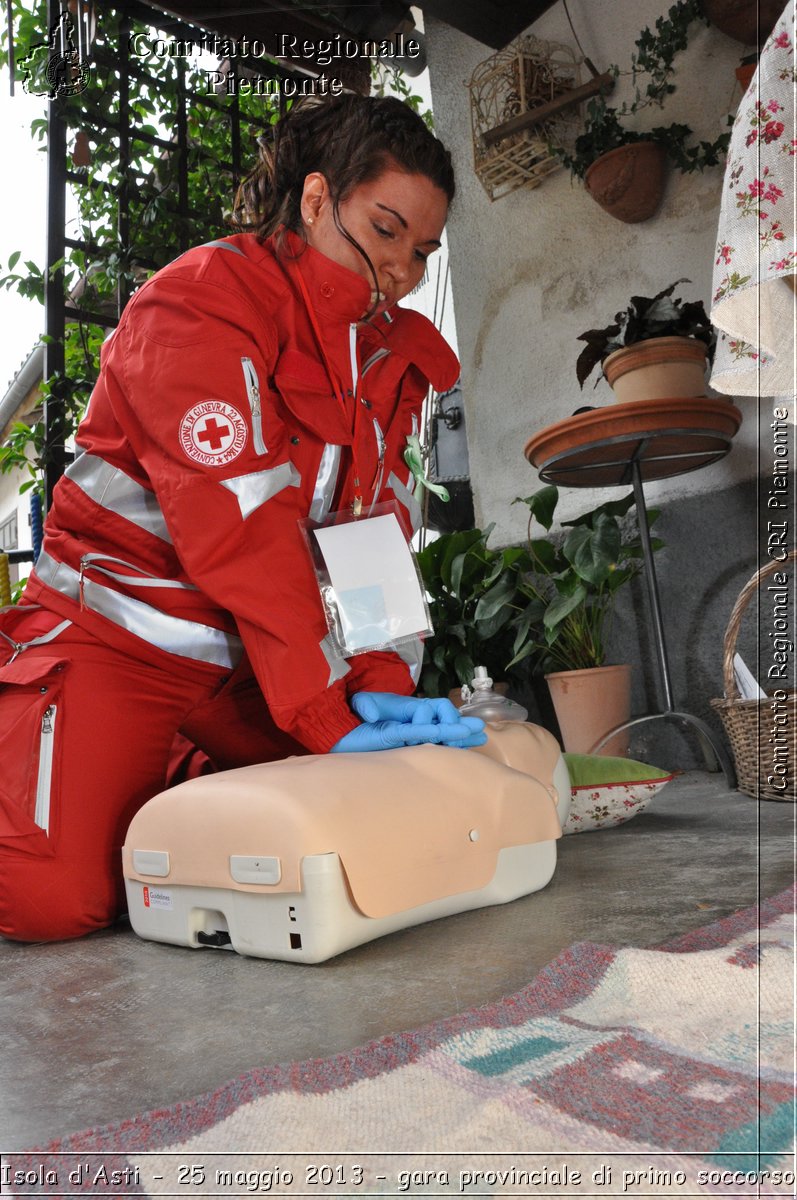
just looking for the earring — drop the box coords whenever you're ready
[307,216,314,226]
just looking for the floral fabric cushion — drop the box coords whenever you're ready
[562,754,674,834]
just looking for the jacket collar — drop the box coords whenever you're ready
[369,307,460,394]
[268,228,460,393]
[276,227,373,326]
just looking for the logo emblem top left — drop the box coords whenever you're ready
[180,401,248,467]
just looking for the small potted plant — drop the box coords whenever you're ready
[576,278,717,402]
[507,485,662,755]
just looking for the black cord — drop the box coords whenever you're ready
[562,0,599,77]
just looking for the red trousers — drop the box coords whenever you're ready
[0,606,305,942]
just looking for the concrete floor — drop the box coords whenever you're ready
[0,770,793,1152]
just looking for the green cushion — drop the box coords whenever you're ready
[563,753,672,787]
[562,754,674,834]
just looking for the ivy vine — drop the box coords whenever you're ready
[556,0,732,179]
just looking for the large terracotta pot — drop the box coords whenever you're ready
[603,336,709,403]
[584,142,668,224]
[545,664,632,757]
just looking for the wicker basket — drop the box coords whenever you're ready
[711,551,796,801]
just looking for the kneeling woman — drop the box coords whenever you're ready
[0,94,484,943]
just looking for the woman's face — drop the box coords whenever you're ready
[301,164,448,316]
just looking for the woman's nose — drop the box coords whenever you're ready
[384,252,412,284]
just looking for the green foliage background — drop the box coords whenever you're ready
[0,2,428,492]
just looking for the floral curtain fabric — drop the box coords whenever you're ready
[710,0,796,402]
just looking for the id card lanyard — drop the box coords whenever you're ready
[294,269,366,516]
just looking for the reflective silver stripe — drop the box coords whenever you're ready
[388,470,422,533]
[34,552,242,671]
[221,462,301,519]
[203,240,246,256]
[361,347,390,377]
[66,453,173,544]
[309,444,342,522]
[241,357,267,456]
[319,633,350,685]
[392,635,424,685]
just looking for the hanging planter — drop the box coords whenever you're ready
[700,0,782,46]
[583,140,668,224]
[552,1,732,215]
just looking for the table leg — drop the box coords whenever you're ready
[604,463,738,788]
[589,713,737,787]
[631,461,674,712]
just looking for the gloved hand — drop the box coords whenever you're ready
[331,692,487,754]
[351,692,463,726]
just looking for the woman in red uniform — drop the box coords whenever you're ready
[0,94,484,943]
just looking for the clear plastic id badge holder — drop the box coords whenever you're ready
[300,502,433,657]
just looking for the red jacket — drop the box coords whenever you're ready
[24,231,459,753]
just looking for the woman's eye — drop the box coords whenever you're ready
[373,223,393,239]
[414,250,429,263]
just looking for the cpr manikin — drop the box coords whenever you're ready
[123,679,571,963]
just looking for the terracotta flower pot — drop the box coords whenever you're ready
[735,60,757,91]
[545,664,632,757]
[603,336,709,403]
[584,142,668,224]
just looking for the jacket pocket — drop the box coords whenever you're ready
[0,654,68,849]
[273,349,353,444]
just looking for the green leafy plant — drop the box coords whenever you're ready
[555,0,731,180]
[509,486,663,674]
[416,527,533,697]
[576,278,716,388]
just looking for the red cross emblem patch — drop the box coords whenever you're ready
[179,401,247,467]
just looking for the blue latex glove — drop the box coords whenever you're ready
[351,692,463,726]
[331,692,487,754]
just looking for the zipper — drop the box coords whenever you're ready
[241,357,267,456]
[79,553,197,592]
[34,704,57,834]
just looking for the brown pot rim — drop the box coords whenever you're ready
[545,664,632,682]
[584,140,665,185]
[603,336,709,383]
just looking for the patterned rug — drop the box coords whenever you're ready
[5,888,795,1197]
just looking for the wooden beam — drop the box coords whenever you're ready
[482,71,614,147]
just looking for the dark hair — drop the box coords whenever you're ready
[232,94,455,241]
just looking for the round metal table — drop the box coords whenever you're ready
[525,396,743,785]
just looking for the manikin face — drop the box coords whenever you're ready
[300,163,448,316]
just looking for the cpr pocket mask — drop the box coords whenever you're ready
[300,501,432,657]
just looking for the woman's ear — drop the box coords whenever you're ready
[300,172,330,227]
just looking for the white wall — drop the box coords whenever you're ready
[425,2,756,543]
